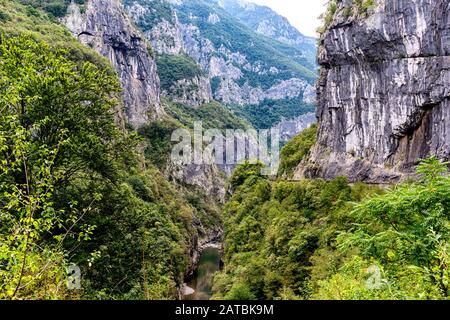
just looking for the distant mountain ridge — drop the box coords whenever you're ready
[216,0,317,67]
[124,0,317,129]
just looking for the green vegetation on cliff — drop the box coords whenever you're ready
[0,0,110,69]
[18,0,86,18]
[156,54,205,92]
[278,124,317,178]
[0,27,217,301]
[176,0,317,87]
[214,158,449,300]
[165,99,251,131]
[319,0,376,34]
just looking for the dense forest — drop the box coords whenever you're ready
[0,0,227,299]
[0,33,204,300]
[214,156,449,299]
[0,0,449,302]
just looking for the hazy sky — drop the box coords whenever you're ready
[249,0,328,38]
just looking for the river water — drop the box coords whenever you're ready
[183,246,221,300]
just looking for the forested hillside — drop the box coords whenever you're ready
[214,158,449,300]
[0,0,230,299]
[1,0,449,302]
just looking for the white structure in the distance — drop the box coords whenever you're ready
[274,112,316,142]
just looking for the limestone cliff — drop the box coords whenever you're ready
[274,113,316,143]
[163,76,213,107]
[64,0,225,200]
[123,0,317,115]
[125,0,213,107]
[64,0,163,128]
[296,0,450,183]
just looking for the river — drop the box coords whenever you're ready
[182,246,221,300]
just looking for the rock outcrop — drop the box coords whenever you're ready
[274,113,316,143]
[124,0,317,112]
[295,0,450,183]
[163,76,213,107]
[125,0,213,107]
[64,0,163,128]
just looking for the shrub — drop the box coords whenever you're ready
[156,54,204,91]
[278,124,317,178]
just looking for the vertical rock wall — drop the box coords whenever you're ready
[296,0,450,183]
[64,0,164,128]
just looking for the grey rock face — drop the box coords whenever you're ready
[274,113,316,143]
[127,2,185,55]
[169,162,226,202]
[125,1,213,107]
[295,0,450,183]
[64,0,163,128]
[163,75,213,107]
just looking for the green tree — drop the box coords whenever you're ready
[228,161,265,193]
[278,124,317,178]
[335,157,450,299]
[0,34,124,299]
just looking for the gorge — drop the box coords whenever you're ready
[0,0,449,301]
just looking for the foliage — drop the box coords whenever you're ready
[138,120,181,169]
[215,158,450,300]
[78,166,199,299]
[19,0,86,18]
[0,34,121,299]
[318,0,376,34]
[228,162,266,194]
[165,99,251,131]
[278,124,317,178]
[1,0,112,70]
[229,99,316,130]
[156,54,205,92]
[214,161,378,299]
[330,157,450,299]
[318,0,337,34]
[353,0,376,14]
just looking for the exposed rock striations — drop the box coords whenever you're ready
[64,0,163,128]
[295,0,450,183]
[123,0,317,114]
[124,0,213,107]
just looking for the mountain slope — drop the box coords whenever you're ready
[0,0,239,300]
[64,0,163,128]
[216,0,317,68]
[124,0,317,129]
